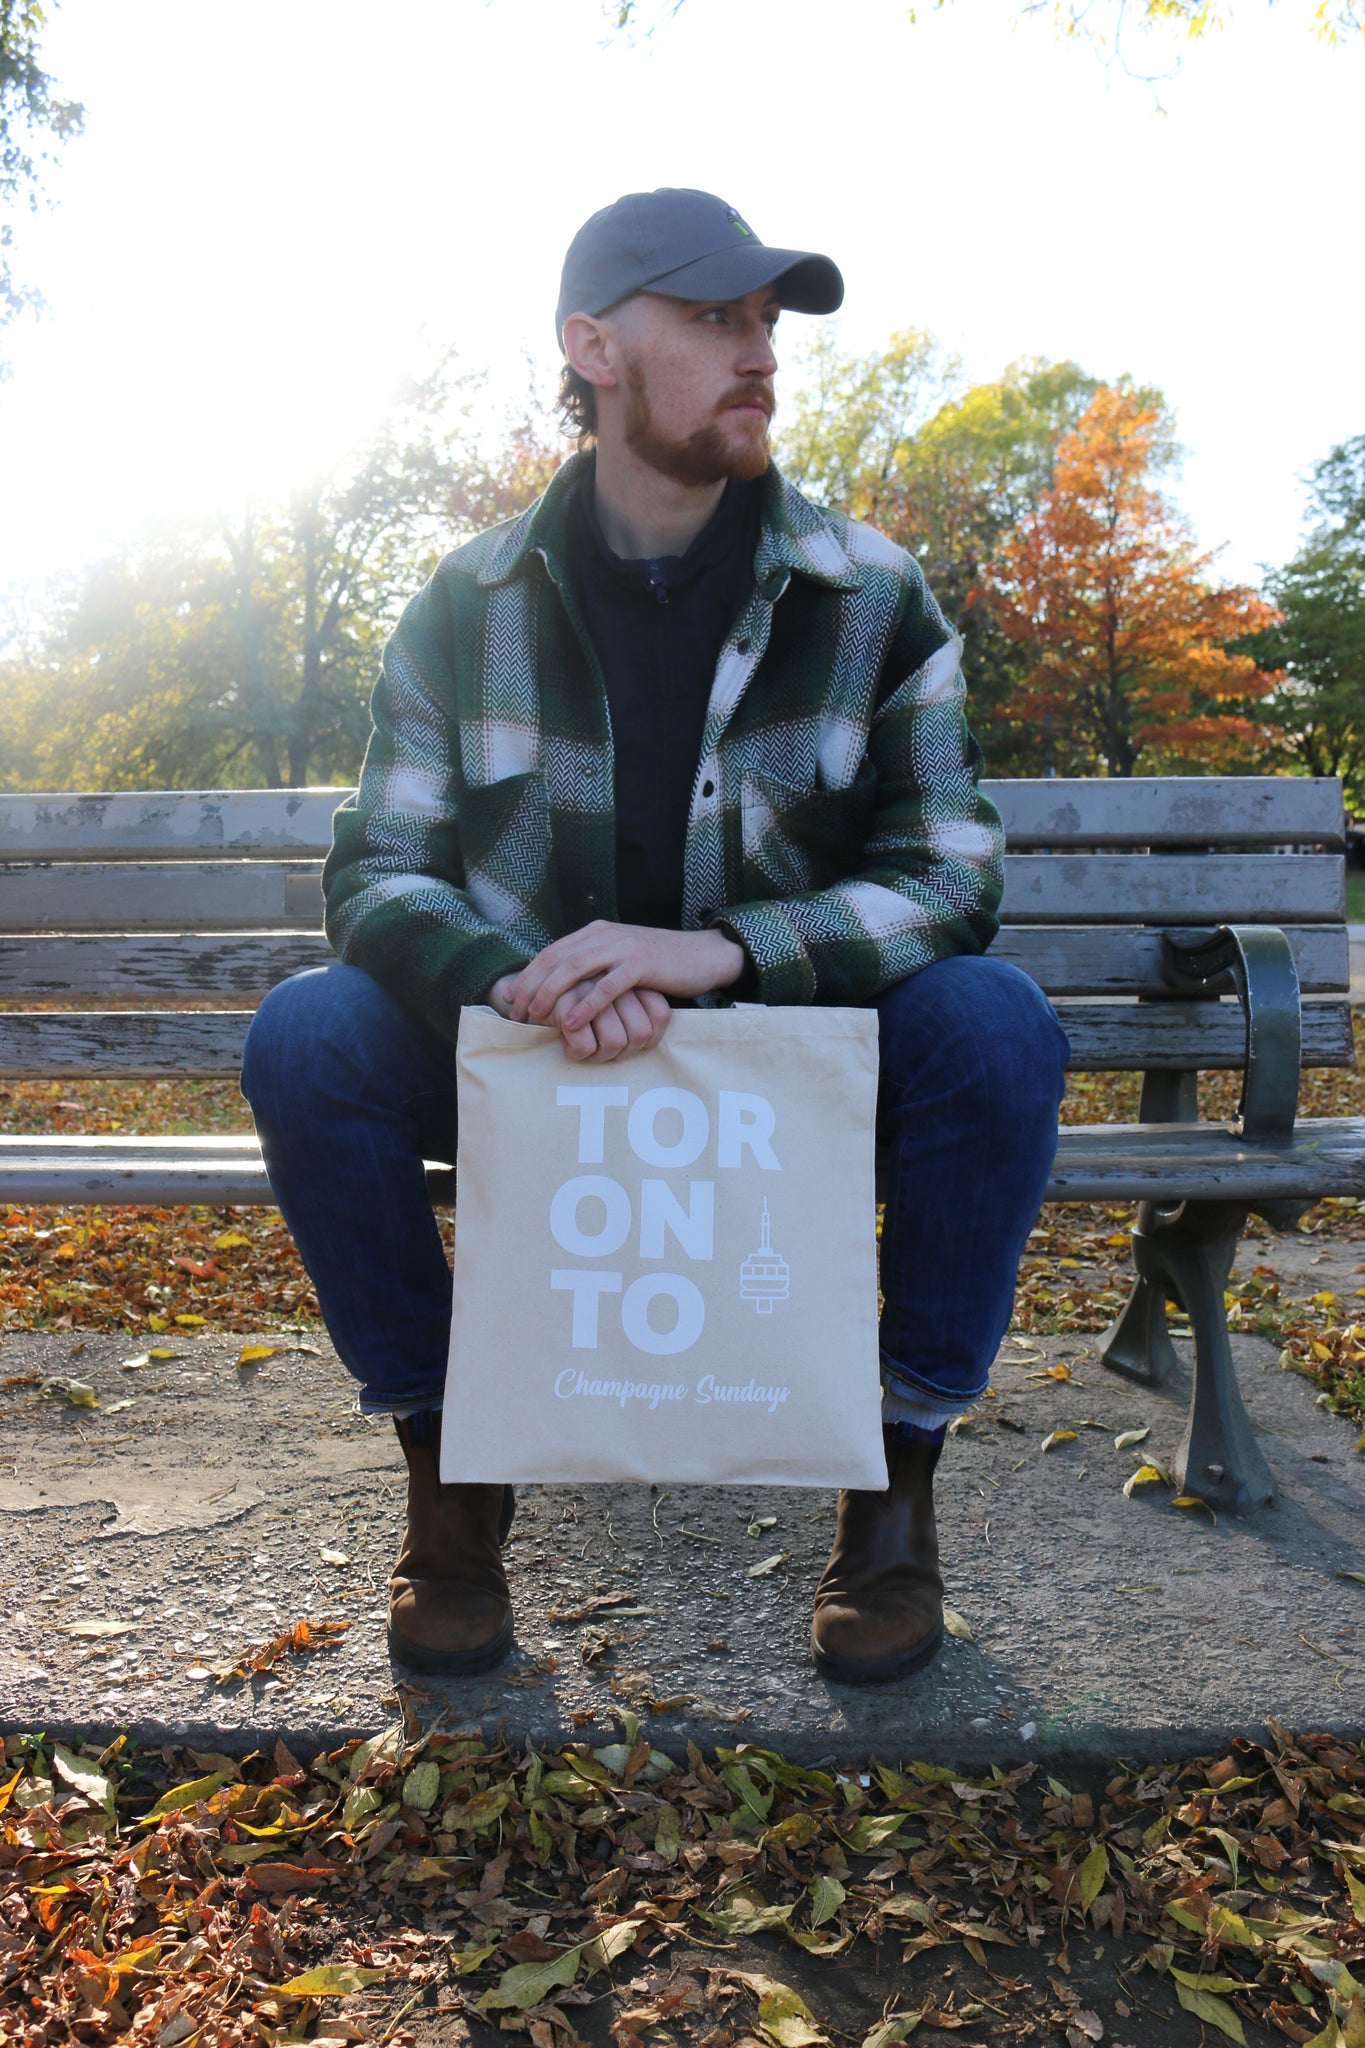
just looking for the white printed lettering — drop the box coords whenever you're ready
[550,1268,622,1347]
[717,1090,781,1170]
[627,1087,709,1168]
[556,1085,629,1164]
[639,1178,714,1261]
[549,1175,631,1257]
[620,1273,705,1356]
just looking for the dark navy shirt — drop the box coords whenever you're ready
[568,475,762,930]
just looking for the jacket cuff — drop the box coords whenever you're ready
[708,905,816,1006]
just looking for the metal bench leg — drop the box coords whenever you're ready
[1098,1070,1197,1388]
[1098,1201,1179,1386]
[1134,1199,1275,1516]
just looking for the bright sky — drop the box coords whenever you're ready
[1,0,1361,597]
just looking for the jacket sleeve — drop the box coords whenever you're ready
[710,564,1004,1007]
[322,578,534,1041]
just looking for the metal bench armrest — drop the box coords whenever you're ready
[1161,924,1301,1144]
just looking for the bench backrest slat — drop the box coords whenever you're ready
[0,861,323,931]
[991,775,1345,848]
[0,777,1345,856]
[0,789,347,858]
[0,1000,1353,1080]
[0,850,1345,935]
[1002,853,1344,925]
[0,923,1349,998]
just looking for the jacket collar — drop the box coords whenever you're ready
[475,449,863,595]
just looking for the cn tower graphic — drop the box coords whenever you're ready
[739,1199,790,1314]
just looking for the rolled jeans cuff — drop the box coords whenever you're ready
[361,1399,445,1419]
[879,1356,981,1432]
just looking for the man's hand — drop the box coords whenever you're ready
[512,923,745,1028]
[487,922,747,1063]
[487,968,672,1064]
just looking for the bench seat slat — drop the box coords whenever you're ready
[0,1000,1354,1078]
[987,775,1345,849]
[2,1118,1360,1209]
[0,851,1345,933]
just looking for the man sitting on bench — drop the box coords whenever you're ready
[241,187,1069,1688]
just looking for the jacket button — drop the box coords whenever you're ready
[737,638,751,656]
[702,780,715,798]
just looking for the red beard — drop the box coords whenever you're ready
[622,358,773,487]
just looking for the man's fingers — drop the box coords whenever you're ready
[558,961,640,1031]
[637,988,672,1037]
[525,950,610,1021]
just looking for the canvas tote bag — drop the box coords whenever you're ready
[440,1005,886,1490]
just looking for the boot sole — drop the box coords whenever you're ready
[387,1607,515,1678]
[810,1617,945,1687]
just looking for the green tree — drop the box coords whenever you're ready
[1248,435,1365,809]
[1,358,565,790]
[1,1,82,368]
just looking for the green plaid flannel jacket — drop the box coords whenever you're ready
[323,452,1004,1038]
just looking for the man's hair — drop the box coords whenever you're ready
[557,362,597,448]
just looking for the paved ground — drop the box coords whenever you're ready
[3,1228,1363,1771]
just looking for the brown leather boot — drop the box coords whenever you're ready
[387,1413,516,1676]
[811,1424,945,1685]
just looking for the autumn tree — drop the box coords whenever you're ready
[1247,434,1365,808]
[982,385,1278,776]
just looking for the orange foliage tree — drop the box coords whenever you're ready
[981,386,1279,777]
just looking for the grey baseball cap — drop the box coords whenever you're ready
[555,188,844,348]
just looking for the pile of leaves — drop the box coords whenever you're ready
[6,1718,1365,2047]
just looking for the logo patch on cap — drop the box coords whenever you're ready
[726,206,755,238]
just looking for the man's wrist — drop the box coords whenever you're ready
[700,924,748,991]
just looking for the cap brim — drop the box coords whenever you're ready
[641,242,844,315]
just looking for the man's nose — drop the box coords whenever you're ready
[738,319,778,376]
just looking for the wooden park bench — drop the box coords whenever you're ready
[2,777,1362,1519]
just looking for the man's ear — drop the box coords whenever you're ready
[562,311,618,391]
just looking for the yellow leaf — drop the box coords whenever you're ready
[65,1381,99,1408]
[1079,1840,1108,1912]
[63,1618,134,1639]
[51,1746,113,1806]
[1123,1463,1167,1497]
[1171,1976,1247,2043]
[583,1918,645,1973]
[402,1761,441,1812]
[449,1942,499,1976]
[214,1232,253,1249]
[942,1607,973,1642]
[749,1552,789,1577]
[480,1948,582,2011]
[1114,1426,1150,1451]
[738,1975,828,2048]
[174,1314,206,1326]
[1347,1869,1365,1922]
[147,1314,168,1331]
[278,1963,390,1995]
[236,1343,282,1364]
[1042,1429,1078,1450]
[809,1874,845,1928]
[143,1772,229,1821]
[319,1546,350,1567]
[1171,1495,1217,1522]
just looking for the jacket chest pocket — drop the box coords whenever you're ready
[739,763,876,898]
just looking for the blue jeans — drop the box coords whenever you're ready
[239,956,1068,1422]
